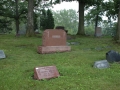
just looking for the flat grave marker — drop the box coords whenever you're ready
[34,66,60,80]
[0,50,6,59]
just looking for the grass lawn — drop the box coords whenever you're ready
[0,34,120,90]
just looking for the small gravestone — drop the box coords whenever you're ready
[37,29,71,54]
[95,27,102,37]
[106,50,120,63]
[55,26,68,33]
[94,60,110,69]
[0,50,6,59]
[34,66,60,80]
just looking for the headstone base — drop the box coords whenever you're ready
[37,46,71,54]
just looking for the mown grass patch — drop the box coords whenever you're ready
[0,34,120,90]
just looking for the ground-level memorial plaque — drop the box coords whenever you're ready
[34,66,60,80]
[93,60,110,69]
[37,29,71,54]
[0,50,6,59]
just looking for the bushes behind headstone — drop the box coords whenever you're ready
[0,17,12,34]
[40,9,55,31]
[55,26,68,33]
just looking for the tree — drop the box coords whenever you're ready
[0,0,27,35]
[105,0,120,41]
[57,0,98,35]
[46,9,55,29]
[26,0,35,37]
[53,9,78,35]
[112,0,120,41]
[85,0,104,36]
[26,0,53,37]
[40,9,55,30]
[0,17,12,33]
[116,0,120,41]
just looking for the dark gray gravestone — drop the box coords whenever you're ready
[0,50,6,59]
[94,60,110,69]
[106,50,120,63]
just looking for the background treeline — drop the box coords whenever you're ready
[0,0,118,36]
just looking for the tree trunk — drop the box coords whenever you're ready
[94,14,99,37]
[26,0,35,37]
[15,0,19,36]
[77,1,85,35]
[115,4,120,41]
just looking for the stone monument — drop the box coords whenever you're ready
[37,29,71,54]
[93,60,110,69]
[95,27,102,37]
[34,66,60,80]
[106,50,120,63]
[0,50,6,59]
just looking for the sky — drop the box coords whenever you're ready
[52,1,79,11]
[52,0,109,11]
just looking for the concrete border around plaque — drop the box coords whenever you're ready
[34,66,60,80]
[0,50,6,59]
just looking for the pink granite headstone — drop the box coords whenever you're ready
[42,29,66,46]
[37,29,71,54]
[34,66,60,80]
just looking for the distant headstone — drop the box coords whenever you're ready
[55,26,65,30]
[106,50,120,63]
[55,26,68,33]
[37,29,71,54]
[0,50,6,59]
[18,24,26,35]
[95,27,102,37]
[94,60,110,69]
[34,66,60,80]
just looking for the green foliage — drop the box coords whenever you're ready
[0,17,12,33]
[1,35,120,90]
[102,20,117,36]
[85,0,104,28]
[40,9,55,30]
[85,23,94,35]
[53,9,78,35]
[47,9,55,29]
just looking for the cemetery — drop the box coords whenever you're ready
[1,32,120,90]
[1,0,120,90]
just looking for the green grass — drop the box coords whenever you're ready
[0,34,120,90]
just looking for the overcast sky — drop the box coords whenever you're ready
[51,1,111,20]
[52,1,78,11]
